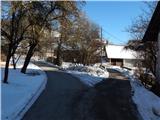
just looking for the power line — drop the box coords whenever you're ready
[103,29,124,42]
[100,27,103,65]
[101,28,125,44]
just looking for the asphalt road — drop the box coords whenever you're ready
[23,62,141,120]
[22,62,88,120]
[74,68,142,120]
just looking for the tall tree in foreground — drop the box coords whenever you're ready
[1,1,30,83]
[21,1,54,73]
[21,1,83,73]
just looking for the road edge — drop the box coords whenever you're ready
[13,63,47,120]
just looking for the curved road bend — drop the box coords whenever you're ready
[22,62,88,120]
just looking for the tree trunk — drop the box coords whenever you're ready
[12,55,16,69]
[21,44,36,74]
[3,45,12,83]
[3,42,19,83]
[82,52,86,65]
[15,54,21,64]
[55,42,62,66]
[10,45,18,69]
[104,45,108,61]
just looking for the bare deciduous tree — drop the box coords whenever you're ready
[64,14,104,65]
[125,2,157,75]
[125,2,159,91]
[1,1,31,83]
[21,1,83,73]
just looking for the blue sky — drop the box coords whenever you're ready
[83,1,147,45]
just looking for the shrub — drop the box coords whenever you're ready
[46,57,54,63]
[139,72,156,89]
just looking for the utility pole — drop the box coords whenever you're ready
[100,27,103,66]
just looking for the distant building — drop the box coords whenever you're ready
[43,30,60,58]
[105,44,141,68]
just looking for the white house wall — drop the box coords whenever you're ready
[123,59,136,68]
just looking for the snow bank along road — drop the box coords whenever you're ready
[1,62,47,120]
[22,62,88,120]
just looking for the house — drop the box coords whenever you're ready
[105,44,140,68]
[142,1,160,81]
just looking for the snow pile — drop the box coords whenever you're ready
[1,61,47,120]
[62,62,109,86]
[131,80,160,120]
[153,103,160,117]
[111,67,160,120]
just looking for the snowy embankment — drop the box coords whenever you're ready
[61,62,109,86]
[1,61,47,120]
[111,67,160,120]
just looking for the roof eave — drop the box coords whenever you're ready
[142,2,160,42]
